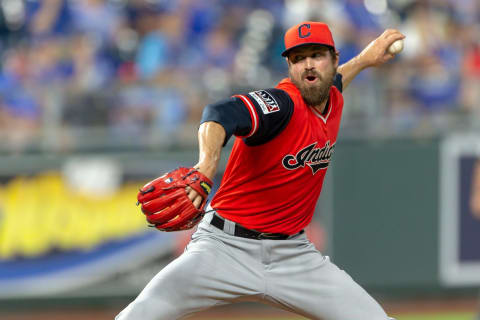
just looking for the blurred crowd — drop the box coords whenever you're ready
[0,0,479,153]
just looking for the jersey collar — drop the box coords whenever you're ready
[310,97,332,124]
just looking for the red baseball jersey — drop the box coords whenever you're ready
[210,77,344,235]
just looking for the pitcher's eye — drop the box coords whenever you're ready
[293,55,305,63]
[312,52,326,58]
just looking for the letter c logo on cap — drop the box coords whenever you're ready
[298,23,311,38]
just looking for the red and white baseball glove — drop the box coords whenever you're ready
[137,167,213,231]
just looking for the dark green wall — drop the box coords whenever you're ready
[332,138,440,289]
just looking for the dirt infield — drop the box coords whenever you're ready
[384,297,478,315]
[0,297,478,320]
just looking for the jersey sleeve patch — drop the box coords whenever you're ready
[243,88,294,146]
[248,90,280,114]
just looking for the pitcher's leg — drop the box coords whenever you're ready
[267,240,391,320]
[115,250,217,320]
[116,227,263,320]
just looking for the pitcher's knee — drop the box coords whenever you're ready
[116,298,179,320]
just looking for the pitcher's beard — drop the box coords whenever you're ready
[290,68,336,107]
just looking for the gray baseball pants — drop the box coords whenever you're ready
[116,211,394,320]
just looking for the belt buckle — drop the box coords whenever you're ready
[258,232,280,240]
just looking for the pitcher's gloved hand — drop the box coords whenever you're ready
[137,167,213,231]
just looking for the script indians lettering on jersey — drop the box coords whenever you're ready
[282,141,335,174]
[249,90,280,114]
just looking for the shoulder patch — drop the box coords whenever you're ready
[248,90,280,114]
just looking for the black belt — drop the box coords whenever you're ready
[210,214,302,240]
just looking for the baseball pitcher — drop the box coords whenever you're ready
[117,21,405,320]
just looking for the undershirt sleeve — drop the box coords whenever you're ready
[200,97,252,146]
[333,73,343,92]
[200,88,294,147]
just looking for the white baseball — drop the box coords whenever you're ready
[387,39,404,54]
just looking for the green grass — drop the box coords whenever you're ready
[394,312,475,320]
[223,313,476,320]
